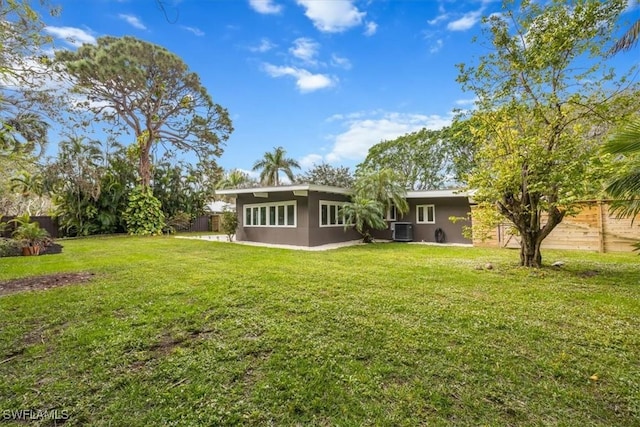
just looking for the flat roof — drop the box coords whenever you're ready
[215,184,352,196]
[406,189,469,198]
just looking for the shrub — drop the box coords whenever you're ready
[0,238,22,257]
[165,211,193,234]
[122,186,166,236]
[221,210,238,242]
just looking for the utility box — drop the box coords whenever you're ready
[392,222,413,242]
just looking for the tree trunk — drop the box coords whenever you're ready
[138,138,152,188]
[519,231,542,267]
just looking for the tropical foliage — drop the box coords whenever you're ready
[252,146,300,186]
[341,196,387,243]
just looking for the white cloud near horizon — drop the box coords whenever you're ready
[447,10,482,31]
[118,14,147,30]
[44,26,96,47]
[299,153,324,169]
[295,0,365,33]
[181,25,204,36]
[263,63,335,92]
[306,111,453,165]
[289,38,320,65]
[249,0,282,14]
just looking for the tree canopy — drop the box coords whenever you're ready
[297,163,354,188]
[55,36,233,187]
[357,128,448,190]
[457,0,637,267]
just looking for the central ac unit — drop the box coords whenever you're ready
[392,222,413,242]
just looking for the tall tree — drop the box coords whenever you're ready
[457,0,636,267]
[217,169,256,190]
[297,163,354,188]
[1,0,59,159]
[358,128,448,190]
[252,146,300,186]
[55,36,233,187]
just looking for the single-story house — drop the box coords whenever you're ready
[215,184,472,247]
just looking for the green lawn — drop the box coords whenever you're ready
[1,236,639,426]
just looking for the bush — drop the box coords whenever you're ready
[221,210,238,242]
[122,186,166,236]
[165,211,192,234]
[0,238,22,257]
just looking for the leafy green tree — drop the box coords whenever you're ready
[457,0,636,267]
[217,169,257,190]
[123,186,165,236]
[358,128,447,190]
[297,163,354,188]
[1,0,59,159]
[46,136,105,236]
[252,146,300,186]
[55,36,233,188]
[341,196,387,243]
[354,168,408,216]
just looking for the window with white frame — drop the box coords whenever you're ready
[387,202,397,221]
[320,200,346,227]
[244,201,296,227]
[416,204,435,224]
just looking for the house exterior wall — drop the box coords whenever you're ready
[307,192,361,246]
[372,197,472,244]
[235,191,360,246]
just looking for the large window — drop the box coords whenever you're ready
[416,204,435,224]
[320,200,346,227]
[244,201,296,227]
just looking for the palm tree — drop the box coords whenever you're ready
[609,19,640,55]
[0,112,49,157]
[217,169,254,190]
[341,196,387,243]
[354,168,409,215]
[603,120,640,220]
[252,146,300,186]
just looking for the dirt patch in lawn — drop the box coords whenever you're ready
[0,272,96,296]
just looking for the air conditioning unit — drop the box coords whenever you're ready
[392,222,413,242]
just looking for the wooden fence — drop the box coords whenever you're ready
[472,201,640,253]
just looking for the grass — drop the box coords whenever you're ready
[0,236,639,426]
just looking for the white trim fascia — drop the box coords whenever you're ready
[216,184,352,196]
[406,189,468,199]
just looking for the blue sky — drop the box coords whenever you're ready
[38,0,639,177]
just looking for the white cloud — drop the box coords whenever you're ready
[249,0,282,14]
[324,111,452,163]
[289,38,320,65]
[331,54,352,70]
[364,21,378,36]
[447,10,482,31]
[296,0,365,33]
[429,39,443,54]
[263,63,335,93]
[299,153,324,169]
[44,26,96,47]
[118,14,147,30]
[428,14,449,26]
[181,26,204,36]
[454,97,478,106]
[249,38,277,53]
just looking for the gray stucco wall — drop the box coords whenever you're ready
[372,197,472,244]
[235,191,360,246]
